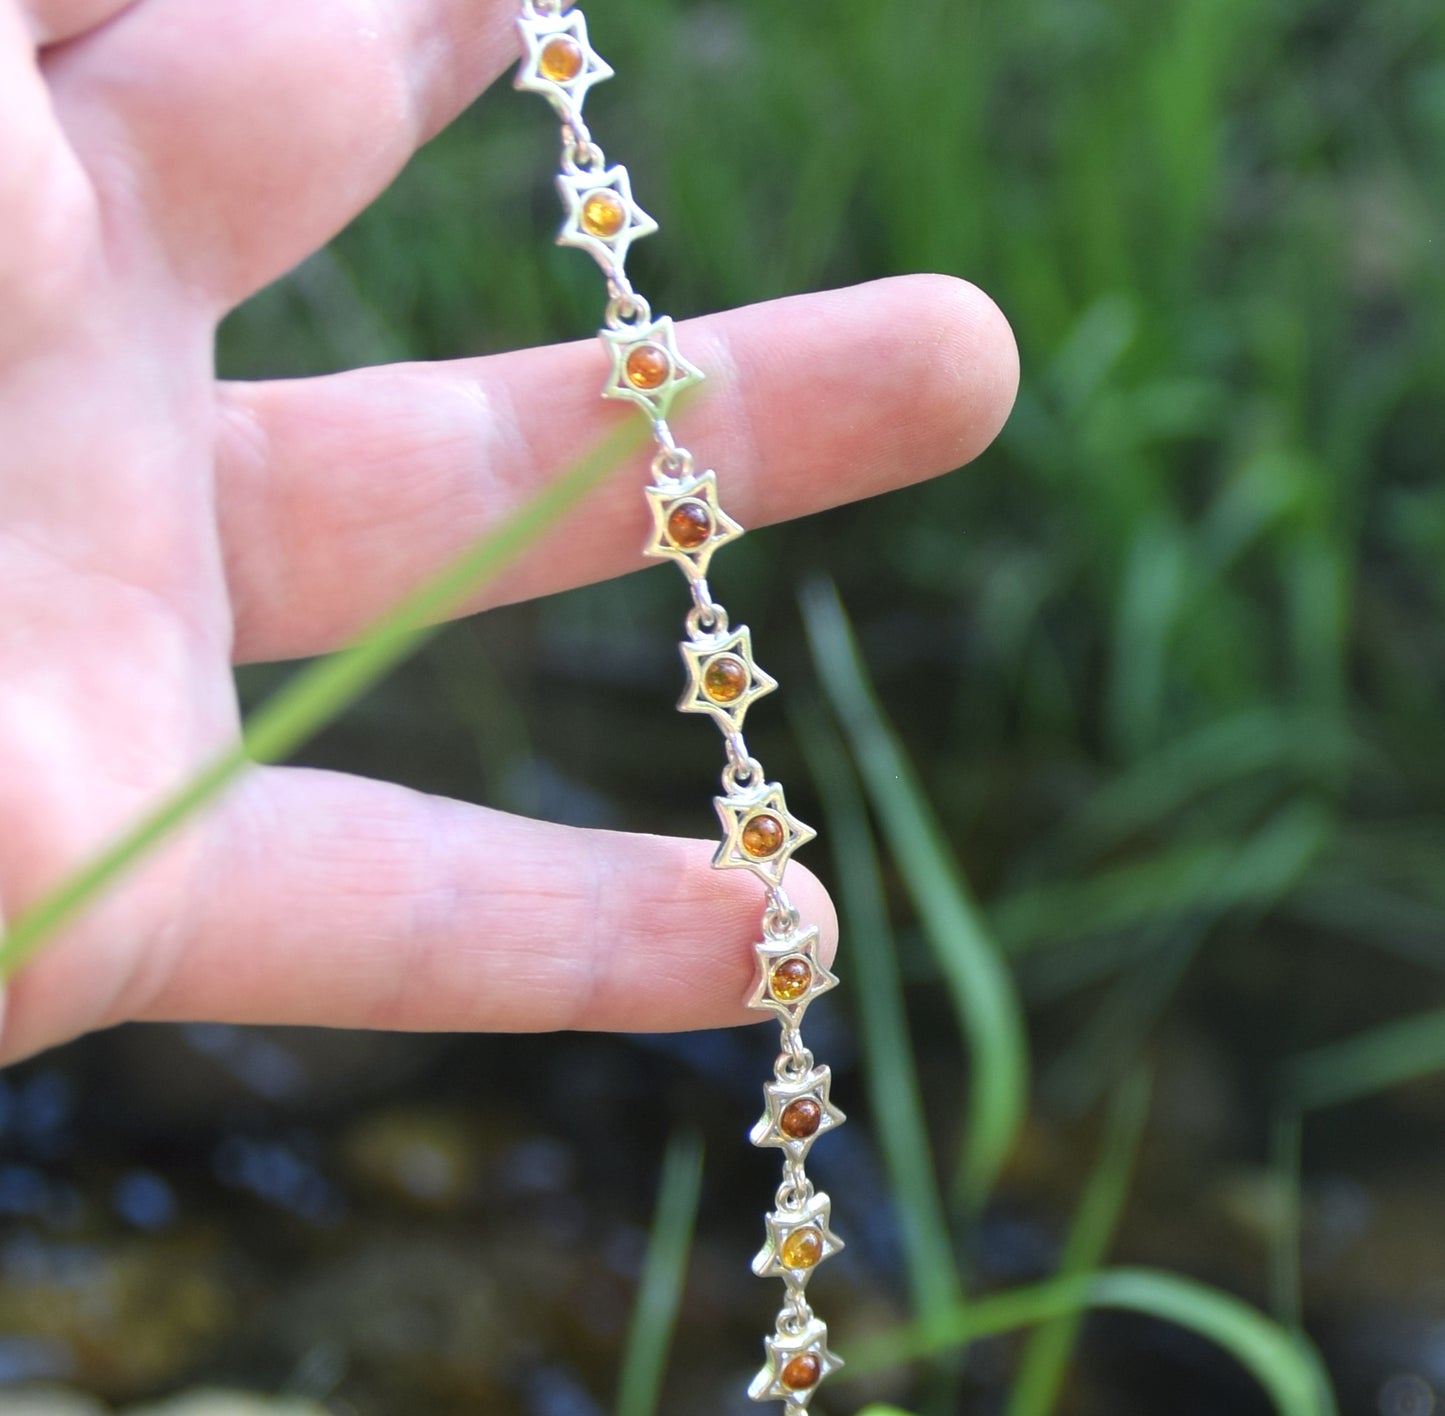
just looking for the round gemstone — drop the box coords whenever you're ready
[665,500,712,549]
[539,36,585,83]
[781,1227,824,1269]
[780,1098,822,1140]
[780,1353,821,1391]
[625,343,671,390]
[741,813,785,859]
[581,189,628,238]
[703,655,749,704]
[769,957,813,1002]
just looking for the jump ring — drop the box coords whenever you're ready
[651,444,695,482]
[605,291,651,328]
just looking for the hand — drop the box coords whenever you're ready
[0,0,1018,1064]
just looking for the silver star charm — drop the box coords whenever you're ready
[679,625,777,732]
[514,9,614,116]
[752,1190,845,1288]
[714,781,815,886]
[747,1317,844,1408]
[556,164,658,273]
[601,315,705,419]
[749,1063,845,1161]
[746,926,838,1026]
[642,469,743,579]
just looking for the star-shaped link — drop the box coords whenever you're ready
[752,1190,845,1288]
[747,1316,844,1408]
[642,470,743,580]
[600,315,705,419]
[514,9,614,116]
[746,926,839,1026]
[714,781,815,886]
[556,165,658,273]
[749,1063,845,1161]
[679,625,777,732]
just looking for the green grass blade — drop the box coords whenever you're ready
[847,1268,1337,1416]
[994,841,1233,956]
[1269,1109,1304,1331]
[0,744,253,977]
[795,705,964,1324]
[1285,878,1445,977]
[1030,709,1352,874]
[1004,1068,1152,1416]
[800,578,1029,1216]
[614,1130,704,1416]
[1039,800,1329,1113]
[1093,1270,1335,1416]
[0,415,646,977]
[1107,510,1186,757]
[1040,924,1205,1115]
[995,801,1333,958]
[1278,1006,1445,1112]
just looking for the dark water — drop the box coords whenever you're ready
[5,550,1445,1416]
[3,996,1444,1415]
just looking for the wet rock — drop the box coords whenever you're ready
[91,1026,452,1130]
[124,1393,327,1416]
[262,1232,515,1408]
[0,1235,231,1398]
[340,1109,483,1210]
[0,1389,108,1416]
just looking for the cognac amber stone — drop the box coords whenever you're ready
[625,342,671,390]
[539,36,585,82]
[703,654,748,704]
[581,189,627,238]
[769,957,813,1002]
[665,499,712,549]
[781,1226,824,1269]
[741,813,785,859]
[780,1097,822,1140]
[780,1353,821,1391]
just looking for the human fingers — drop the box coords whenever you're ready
[41,0,517,307]
[217,274,1019,663]
[0,0,97,357]
[120,766,838,1038]
[21,0,134,45]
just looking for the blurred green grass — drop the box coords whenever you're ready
[209,0,1445,1409]
[223,0,1445,972]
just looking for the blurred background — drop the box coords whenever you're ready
[3,0,1444,1412]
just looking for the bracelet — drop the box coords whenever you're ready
[512,5,845,1409]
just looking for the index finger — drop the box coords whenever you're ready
[215,274,1020,663]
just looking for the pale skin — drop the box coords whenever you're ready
[0,0,1019,1065]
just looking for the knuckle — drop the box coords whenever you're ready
[0,151,101,355]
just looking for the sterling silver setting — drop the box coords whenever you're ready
[514,8,613,114]
[679,625,778,731]
[752,1190,845,1287]
[714,781,817,887]
[746,927,839,1027]
[643,469,745,579]
[515,6,843,1407]
[747,1317,844,1411]
[556,164,658,271]
[750,1063,846,1161]
[600,314,706,418]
